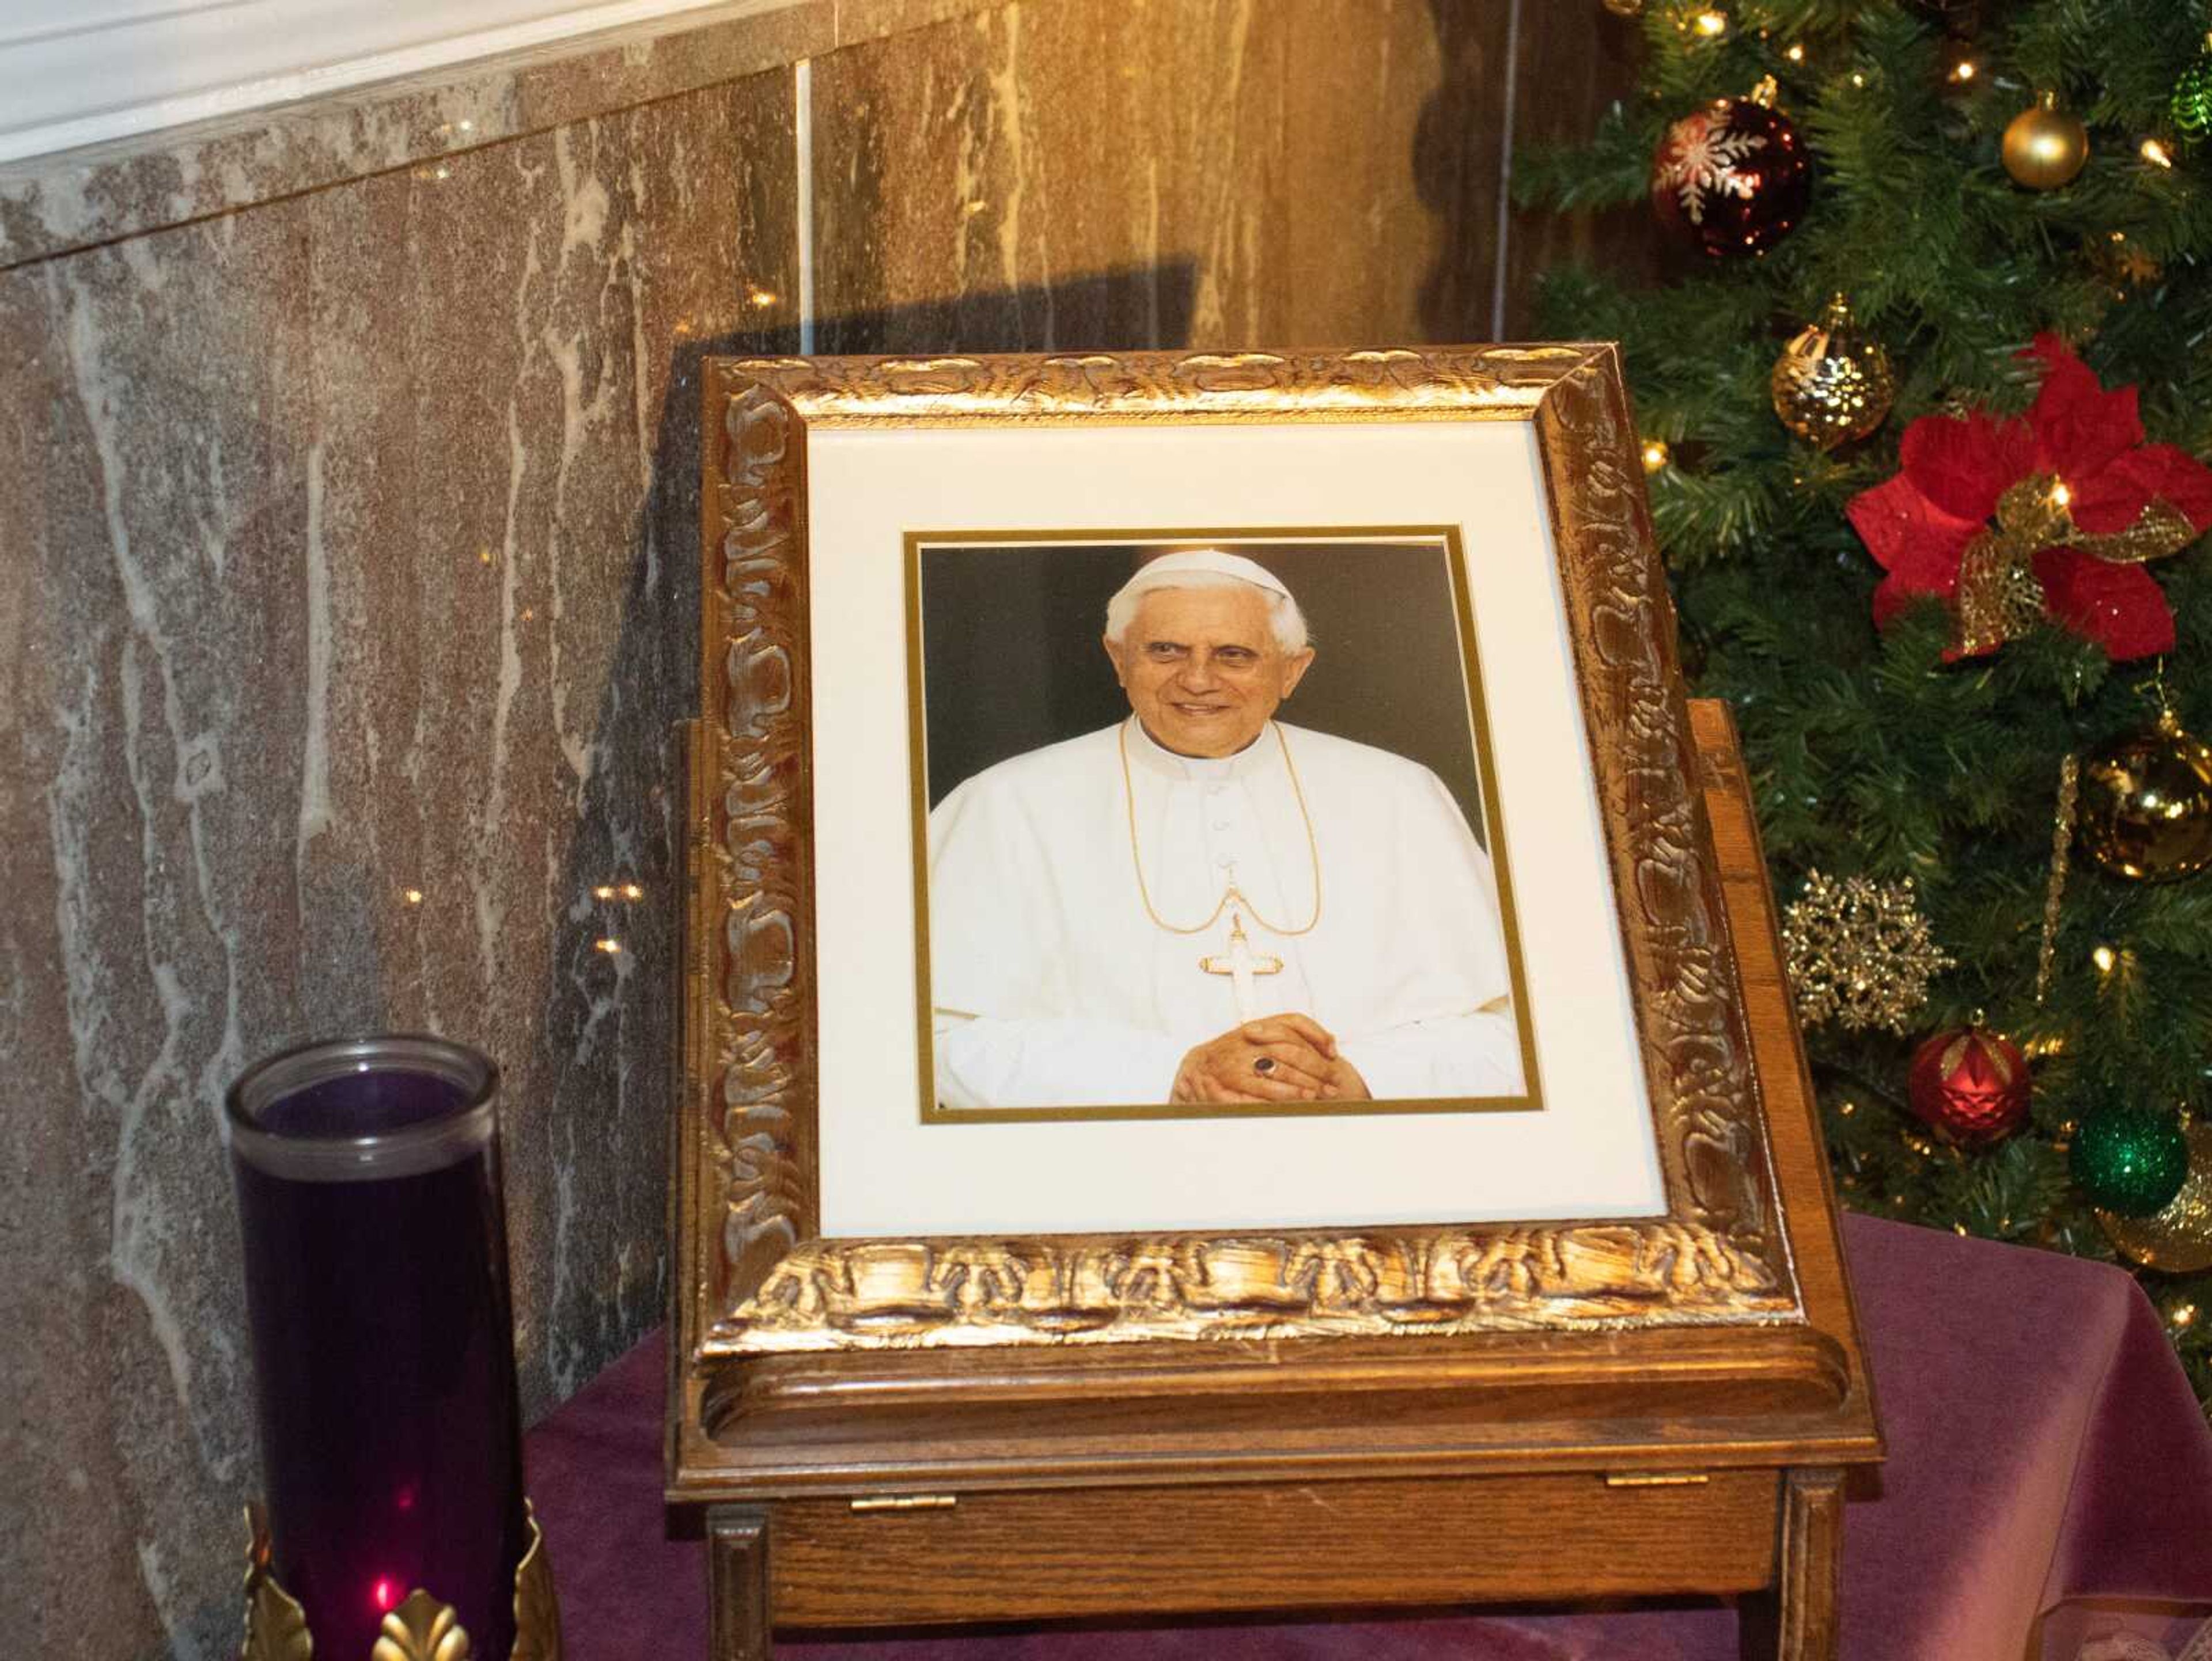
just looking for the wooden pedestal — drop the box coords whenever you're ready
[672,701,1881,1659]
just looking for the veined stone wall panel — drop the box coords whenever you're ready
[810,0,1450,353]
[0,69,797,1659]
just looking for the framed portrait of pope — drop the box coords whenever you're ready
[912,533,1538,1122]
[687,346,1712,1245]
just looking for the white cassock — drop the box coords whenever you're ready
[926,716,1523,1107]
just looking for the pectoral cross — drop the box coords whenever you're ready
[1198,909,1283,1022]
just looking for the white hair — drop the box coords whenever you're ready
[1103,568,1310,654]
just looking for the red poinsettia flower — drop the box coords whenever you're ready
[1846,334,2212,659]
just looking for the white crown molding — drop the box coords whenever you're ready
[0,0,737,164]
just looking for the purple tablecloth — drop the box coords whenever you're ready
[528,1215,2212,1661]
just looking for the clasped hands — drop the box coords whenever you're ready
[1170,1014,1371,1105]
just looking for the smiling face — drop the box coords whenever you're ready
[1103,585,1315,759]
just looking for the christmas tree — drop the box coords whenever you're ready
[1518,0,2212,1408]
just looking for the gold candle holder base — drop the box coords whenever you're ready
[240,1501,562,1660]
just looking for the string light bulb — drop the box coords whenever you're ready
[2093,943,2118,973]
[2142,137,2176,169]
[1692,9,1728,37]
[1641,438,1672,473]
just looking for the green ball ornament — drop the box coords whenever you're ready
[2072,1107,2191,1217]
[2172,47,2212,145]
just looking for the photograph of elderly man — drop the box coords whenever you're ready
[920,541,1529,1114]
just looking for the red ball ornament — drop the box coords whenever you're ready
[1907,1023,2032,1148]
[1652,75,1812,258]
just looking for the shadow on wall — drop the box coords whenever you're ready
[815,261,1200,355]
[1412,0,1661,342]
[1414,0,1506,342]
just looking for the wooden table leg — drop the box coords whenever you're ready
[1743,1466,1843,1661]
[709,1505,772,1661]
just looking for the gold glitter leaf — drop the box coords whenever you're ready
[240,1506,314,1661]
[372,1592,471,1661]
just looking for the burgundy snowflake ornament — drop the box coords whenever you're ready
[1652,76,1811,259]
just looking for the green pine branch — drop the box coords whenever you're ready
[1524,0,2212,1411]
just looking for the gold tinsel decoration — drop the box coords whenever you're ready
[1781,870,1955,1033]
[2099,1120,2212,1273]
[2035,752,2080,1003]
[2100,232,2162,295]
[1953,475,2200,658]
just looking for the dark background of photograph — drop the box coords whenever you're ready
[917,539,1489,843]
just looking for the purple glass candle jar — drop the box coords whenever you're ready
[228,1036,526,1660]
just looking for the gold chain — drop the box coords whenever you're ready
[1118,720,1322,936]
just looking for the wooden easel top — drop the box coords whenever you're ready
[669,699,1880,1503]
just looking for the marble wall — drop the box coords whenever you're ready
[0,1,1642,1655]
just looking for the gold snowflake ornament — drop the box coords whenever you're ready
[1781,870,1954,1034]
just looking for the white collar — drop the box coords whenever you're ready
[1123,715,1281,783]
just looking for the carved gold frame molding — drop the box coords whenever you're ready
[679,346,1800,1361]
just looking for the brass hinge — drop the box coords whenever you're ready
[849,1493,959,1512]
[1604,1470,1711,1488]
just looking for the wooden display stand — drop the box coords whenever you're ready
[669,347,1880,1661]
[672,700,1879,1660]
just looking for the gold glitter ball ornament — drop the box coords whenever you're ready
[2002,92,2090,190]
[2077,708,2212,882]
[1781,870,1955,1033]
[2099,1120,2212,1273]
[1772,293,1897,450]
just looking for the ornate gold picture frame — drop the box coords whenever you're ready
[676,344,1804,1367]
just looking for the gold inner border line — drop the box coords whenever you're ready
[902,526,1544,1125]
